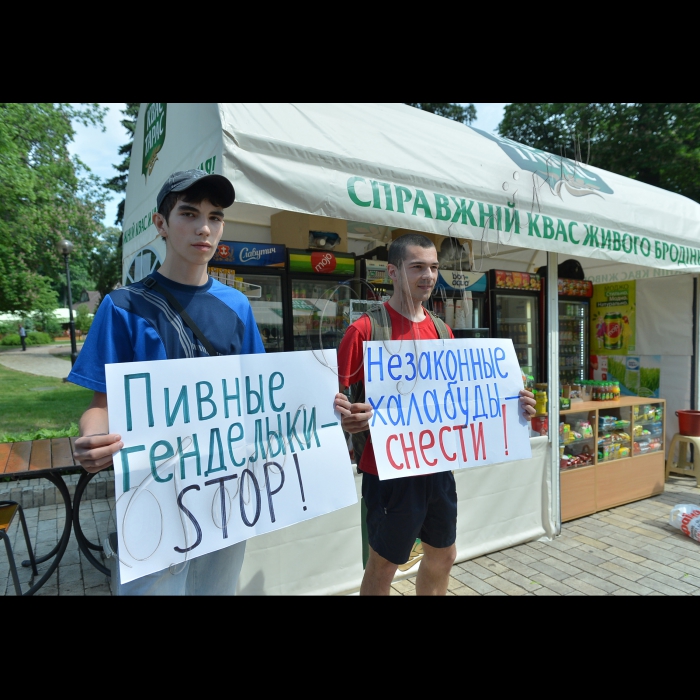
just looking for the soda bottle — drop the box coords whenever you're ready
[669,504,700,542]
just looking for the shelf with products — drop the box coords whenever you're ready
[558,397,666,521]
[559,410,596,471]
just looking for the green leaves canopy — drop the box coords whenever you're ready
[499,103,700,202]
[105,103,140,226]
[405,103,476,125]
[0,103,108,313]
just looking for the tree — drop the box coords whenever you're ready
[0,103,108,313]
[105,103,140,226]
[405,103,476,125]
[74,304,93,333]
[88,226,122,307]
[498,103,700,202]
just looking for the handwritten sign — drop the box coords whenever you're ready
[364,338,531,480]
[105,350,357,584]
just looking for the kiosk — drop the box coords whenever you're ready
[122,104,700,594]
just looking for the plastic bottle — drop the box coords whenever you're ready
[613,381,620,401]
[669,504,700,542]
[535,390,548,415]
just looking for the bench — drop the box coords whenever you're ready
[0,439,108,593]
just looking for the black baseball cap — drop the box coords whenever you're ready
[156,169,235,210]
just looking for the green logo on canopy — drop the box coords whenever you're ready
[142,103,167,180]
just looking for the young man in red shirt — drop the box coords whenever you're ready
[335,233,536,595]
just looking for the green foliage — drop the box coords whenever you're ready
[498,103,700,202]
[0,331,52,346]
[0,320,25,337]
[405,103,476,125]
[30,309,62,336]
[27,331,52,345]
[74,304,93,332]
[88,226,122,308]
[105,103,140,226]
[1,423,79,443]
[0,103,108,313]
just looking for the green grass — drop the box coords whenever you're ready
[640,366,661,394]
[0,363,92,439]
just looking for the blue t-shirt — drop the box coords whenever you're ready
[68,271,265,393]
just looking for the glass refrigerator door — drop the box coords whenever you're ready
[559,300,588,383]
[292,279,351,351]
[238,273,284,352]
[495,294,539,381]
[472,295,484,328]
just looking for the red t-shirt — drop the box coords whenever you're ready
[337,303,454,475]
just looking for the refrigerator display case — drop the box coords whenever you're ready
[540,278,593,385]
[430,270,489,339]
[287,249,355,352]
[488,270,542,381]
[208,241,287,353]
[355,258,392,301]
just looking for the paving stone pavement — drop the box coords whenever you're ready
[0,470,115,511]
[1,496,115,596]
[391,475,700,597]
[3,475,700,596]
[0,342,84,379]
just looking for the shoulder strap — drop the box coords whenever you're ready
[143,276,219,357]
[348,305,392,472]
[425,308,452,339]
[364,304,392,341]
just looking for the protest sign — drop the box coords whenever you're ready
[105,350,356,584]
[364,338,531,480]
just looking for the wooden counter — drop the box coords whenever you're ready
[556,397,665,521]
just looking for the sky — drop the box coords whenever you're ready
[69,102,128,228]
[68,103,508,228]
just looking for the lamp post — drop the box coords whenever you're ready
[56,239,78,366]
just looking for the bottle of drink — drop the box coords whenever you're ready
[535,390,548,415]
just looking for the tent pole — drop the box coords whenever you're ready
[547,252,561,536]
[694,276,699,411]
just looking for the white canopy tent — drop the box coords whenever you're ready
[123,104,700,594]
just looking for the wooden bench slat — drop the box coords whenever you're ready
[5,441,32,475]
[29,439,52,472]
[51,438,75,469]
[0,443,11,475]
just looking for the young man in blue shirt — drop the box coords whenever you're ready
[69,169,265,595]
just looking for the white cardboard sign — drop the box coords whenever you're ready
[364,338,531,480]
[105,350,357,584]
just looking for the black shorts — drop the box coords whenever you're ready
[362,470,457,566]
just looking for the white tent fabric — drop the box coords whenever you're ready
[124,104,700,275]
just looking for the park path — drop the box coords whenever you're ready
[0,344,84,379]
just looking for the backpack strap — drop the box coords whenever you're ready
[424,308,452,339]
